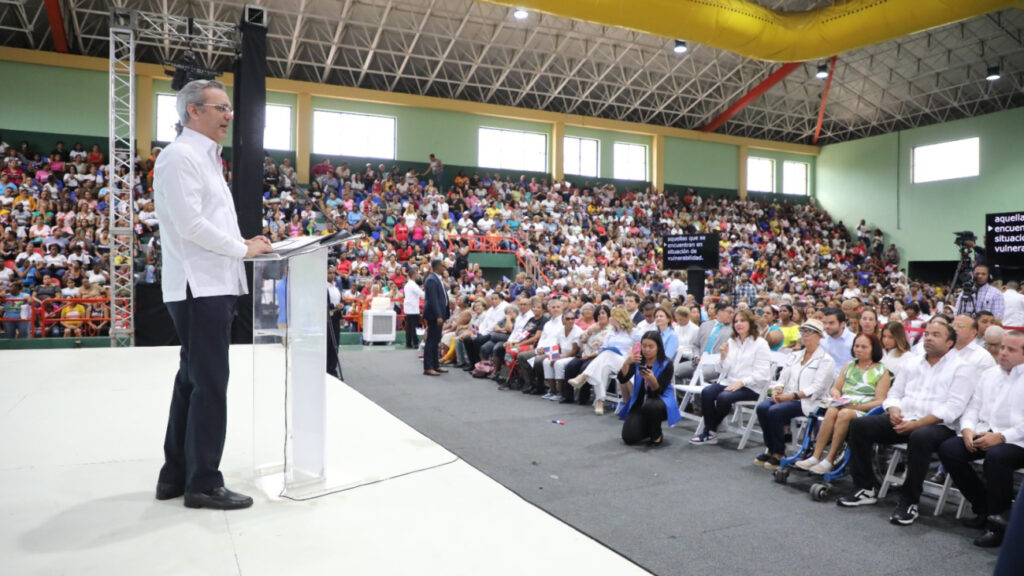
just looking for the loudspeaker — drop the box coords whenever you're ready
[243,5,267,27]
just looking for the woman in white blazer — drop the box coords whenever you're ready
[753,319,836,469]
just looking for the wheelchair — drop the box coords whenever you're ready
[771,405,889,501]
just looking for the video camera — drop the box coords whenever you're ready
[953,230,977,248]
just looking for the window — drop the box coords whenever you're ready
[912,137,979,183]
[313,110,396,159]
[155,94,178,143]
[782,161,809,196]
[478,127,548,172]
[564,136,599,177]
[747,157,775,193]
[613,142,647,181]
[156,95,294,152]
[264,104,292,151]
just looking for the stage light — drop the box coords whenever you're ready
[816,62,829,79]
[986,65,1001,81]
[513,8,528,20]
[165,50,221,91]
[674,40,688,54]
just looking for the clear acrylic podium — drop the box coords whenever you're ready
[247,232,354,499]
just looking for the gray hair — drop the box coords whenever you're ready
[175,79,227,136]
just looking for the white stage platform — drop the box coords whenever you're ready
[0,346,648,576]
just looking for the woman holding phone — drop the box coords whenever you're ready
[617,331,679,447]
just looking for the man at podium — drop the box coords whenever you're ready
[153,79,272,510]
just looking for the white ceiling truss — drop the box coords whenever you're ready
[2,0,1023,144]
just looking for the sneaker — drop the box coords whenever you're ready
[763,456,782,471]
[794,456,820,470]
[689,431,718,446]
[808,460,833,475]
[753,452,772,467]
[550,394,564,402]
[890,503,919,526]
[837,488,878,507]
[541,393,554,400]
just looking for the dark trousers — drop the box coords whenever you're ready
[515,350,542,391]
[700,383,758,432]
[480,332,508,360]
[160,291,237,493]
[464,333,491,365]
[622,396,667,445]
[424,319,442,371]
[848,414,954,505]
[328,314,342,380]
[995,482,1024,576]
[404,314,420,348]
[938,437,1024,516]
[756,399,804,455]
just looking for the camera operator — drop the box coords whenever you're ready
[957,264,1005,320]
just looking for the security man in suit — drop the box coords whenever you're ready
[423,259,450,376]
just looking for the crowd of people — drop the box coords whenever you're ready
[1,137,117,338]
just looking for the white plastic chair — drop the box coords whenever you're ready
[674,354,720,424]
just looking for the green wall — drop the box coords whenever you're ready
[311,96,551,168]
[563,125,651,181]
[0,60,109,136]
[468,252,518,285]
[663,137,738,190]
[816,107,1024,263]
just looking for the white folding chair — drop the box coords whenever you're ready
[674,354,720,424]
[878,444,907,498]
[726,351,790,450]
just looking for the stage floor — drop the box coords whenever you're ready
[0,346,648,576]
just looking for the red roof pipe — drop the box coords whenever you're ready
[813,56,838,144]
[45,0,69,53]
[699,62,801,133]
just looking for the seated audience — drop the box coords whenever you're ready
[837,320,973,526]
[567,307,635,415]
[938,329,1024,548]
[795,332,891,474]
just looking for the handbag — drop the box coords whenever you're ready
[471,360,495,378]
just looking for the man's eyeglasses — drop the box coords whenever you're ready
[197,103,233,114]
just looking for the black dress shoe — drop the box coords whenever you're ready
[155,482,185,500]
[988,511,1012,530]
[184,486,254,510]
[960,514,988,529]
[973,530,1003,548]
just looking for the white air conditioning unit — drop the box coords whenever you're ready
[362,310,396,344]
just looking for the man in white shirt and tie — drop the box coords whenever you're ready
[837,319,974,526]
[938,329,1024,548]
[153,80,272,510]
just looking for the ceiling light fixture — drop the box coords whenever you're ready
[674,40,688,54]
[986,65,1001,81]
[513,8,528,20]
[815,62,829,79]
